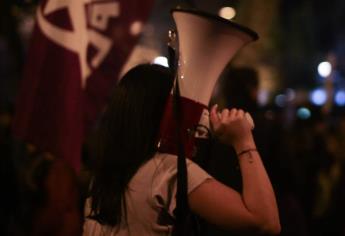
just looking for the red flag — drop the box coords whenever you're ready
[12,0,154,172]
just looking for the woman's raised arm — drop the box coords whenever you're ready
[188,105,281,235]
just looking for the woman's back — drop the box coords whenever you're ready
[84,153,211,236]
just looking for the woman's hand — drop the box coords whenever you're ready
[209,104,255,152]
[190,105,281,235]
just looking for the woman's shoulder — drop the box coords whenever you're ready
[130,153,213,196]
[149,153,207,175]
[149,153,213,192]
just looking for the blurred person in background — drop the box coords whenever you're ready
[204,66,307,236]
[1,134,82,236]
[310,109,345,236]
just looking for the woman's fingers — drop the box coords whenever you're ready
[245,112,255,129]
[237,109,245,118]
[210,104,220,129]
[210,106,246,123]
[210,104,219,121]
[209,105,254,146]
[220,109,230,123]
[210,105,248,129]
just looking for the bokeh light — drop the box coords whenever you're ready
[335,90,345,106]
[317,61,332,78]
[286,88,296,102]
[275,94,287,107]
[218,7,236,20]
[310,88,327,106]
[297,107,311,119]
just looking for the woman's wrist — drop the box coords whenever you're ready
[236,148,258,157]
[232,137,256,153]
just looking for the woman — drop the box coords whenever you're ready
[83,64,280,235]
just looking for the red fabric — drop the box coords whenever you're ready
[12,0,154,172]
[158,95,207,159]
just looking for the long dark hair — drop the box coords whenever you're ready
[88,64,174,226]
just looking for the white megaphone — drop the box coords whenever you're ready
[157,8,258,158]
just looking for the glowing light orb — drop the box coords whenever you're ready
[317,61,332,78]
[297,107,311,120]
[219,7,236,20]
[275,94,286,107]
[310,89,327,106]
[335,90,345,106]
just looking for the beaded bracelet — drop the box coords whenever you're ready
[237,148,258,157]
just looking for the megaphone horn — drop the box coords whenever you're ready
[158,8,258,158]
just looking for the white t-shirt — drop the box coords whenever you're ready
[83,153,212,236]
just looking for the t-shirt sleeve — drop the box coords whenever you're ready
[151,154,213,217]
[185,158,213,194]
